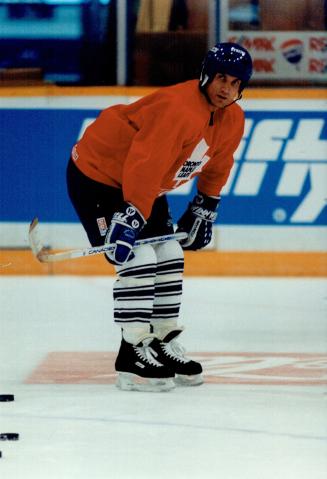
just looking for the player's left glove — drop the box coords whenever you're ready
[176,192,220,250]
[105,202,146,265]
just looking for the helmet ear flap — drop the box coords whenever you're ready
[199,72,210,88]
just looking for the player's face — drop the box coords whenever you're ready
[206,73,242,109]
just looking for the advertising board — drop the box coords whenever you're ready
[0,91,326,250]
[227,32,327,82]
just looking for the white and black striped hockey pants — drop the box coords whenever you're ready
[114,241,184,326]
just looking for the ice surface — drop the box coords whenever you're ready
[1,276,326,479]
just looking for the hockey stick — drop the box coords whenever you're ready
[29,218,187,263]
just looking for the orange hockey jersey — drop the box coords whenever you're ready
[72,80,244,219]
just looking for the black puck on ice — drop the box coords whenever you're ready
[0,394,14,402]
[0,451,2,458]
[0,433,19,441]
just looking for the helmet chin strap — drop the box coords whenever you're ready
[223,92,243,108]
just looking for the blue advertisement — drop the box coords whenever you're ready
[1,105,326,226]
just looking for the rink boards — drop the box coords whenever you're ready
[0,249,325,277]
[0,86,326,275]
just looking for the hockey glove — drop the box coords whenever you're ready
[176,192,220,250]
[105,203,146,265]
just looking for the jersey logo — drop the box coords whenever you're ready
[174,139,210,187]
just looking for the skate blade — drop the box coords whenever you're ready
[116,373,175,392]
[174,373,203,387]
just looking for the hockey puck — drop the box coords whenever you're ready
[0,433,19,441]
[0,451,2,458]
[0,394,14,402]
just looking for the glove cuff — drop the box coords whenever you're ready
[126,203,146,224]
[112,203,146,230]
[190,192,220,222]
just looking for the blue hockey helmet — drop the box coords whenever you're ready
[200,42,253,92]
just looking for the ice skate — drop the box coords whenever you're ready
[115,335,175,392]
[151,328,203,386]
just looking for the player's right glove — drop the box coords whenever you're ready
[105,202,146,265]
[176,192,220,250]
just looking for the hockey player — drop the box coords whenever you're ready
[66,42,253,391]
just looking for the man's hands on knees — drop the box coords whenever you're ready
[106,203,146,265]
[176,192,220,250]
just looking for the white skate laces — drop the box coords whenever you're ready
[134,339,162,368]
[161,339,189,364]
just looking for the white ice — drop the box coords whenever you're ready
[1,276,327,479]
